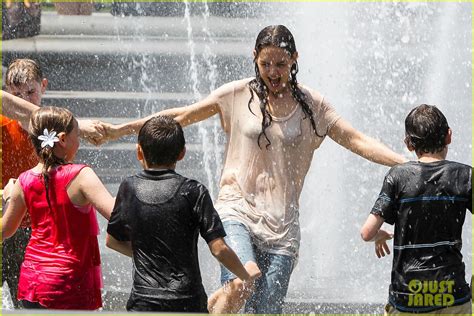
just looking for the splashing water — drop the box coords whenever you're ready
[183,0,222,199]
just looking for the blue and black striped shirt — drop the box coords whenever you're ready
[371,160,472,313]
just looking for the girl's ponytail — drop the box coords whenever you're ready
[29,106,75,211]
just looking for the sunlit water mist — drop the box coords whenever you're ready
[2,2,471,312]
[285,2,471,305]
[183,0,221,199]
[181,0,223,297]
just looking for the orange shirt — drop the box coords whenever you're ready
[1,115,38,227]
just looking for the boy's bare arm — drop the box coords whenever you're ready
[2,90,106,145]
[361,213,393,258]
[106,233,132,257]
[2,90,38,127]
[361,213,385,241]
[208,237,261,282]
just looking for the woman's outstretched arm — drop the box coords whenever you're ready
[102,94,221,143]
[328,118,408,167]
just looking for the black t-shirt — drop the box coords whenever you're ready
[371,160,472,313]
[107,169,226,312]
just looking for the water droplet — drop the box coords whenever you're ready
[401,35,410,43]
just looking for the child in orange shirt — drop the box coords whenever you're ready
[2,59,46,308]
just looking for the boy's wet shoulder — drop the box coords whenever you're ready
[387,160,472,182]
[179,177,209,195]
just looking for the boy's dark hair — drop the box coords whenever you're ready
[138,115,185,166]
[405,104,449,154]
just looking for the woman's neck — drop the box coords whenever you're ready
[267,87,292,101]
[266,91,297,117]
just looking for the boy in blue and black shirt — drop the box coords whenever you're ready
[361,104,471,314]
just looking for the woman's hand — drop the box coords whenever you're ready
[78,119,108,146]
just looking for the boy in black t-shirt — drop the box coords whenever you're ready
[360,104,472,315]
[106,116,260,312]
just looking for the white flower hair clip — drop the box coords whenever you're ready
[38,128,60,149]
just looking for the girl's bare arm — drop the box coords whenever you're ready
[2,180,28,239]
[68,167,115,220]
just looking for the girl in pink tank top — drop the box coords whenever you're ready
[2,107,114,310]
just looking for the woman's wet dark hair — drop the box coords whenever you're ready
[405,104,449,154]
[29,106,75,211]
[248,25,323,149]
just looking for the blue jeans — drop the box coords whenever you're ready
[220,221,295,314]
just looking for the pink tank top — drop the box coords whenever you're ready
[17,164,102,310]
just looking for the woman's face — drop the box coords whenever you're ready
[255,45,298,95]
